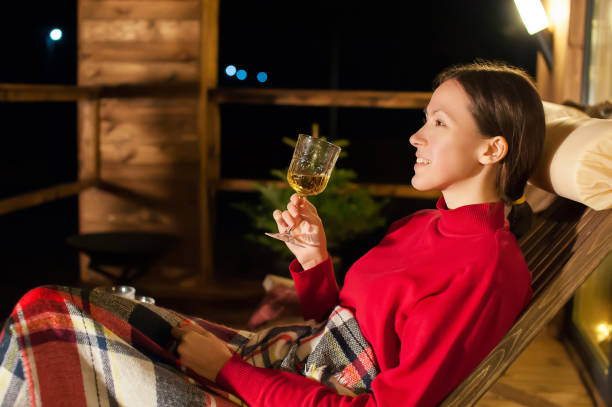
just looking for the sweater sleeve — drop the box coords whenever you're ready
[217,263,526,407]
[289,255,339,322]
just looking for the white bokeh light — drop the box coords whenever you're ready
[49,28,63,41]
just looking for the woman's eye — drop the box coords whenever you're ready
[435,119,445,127]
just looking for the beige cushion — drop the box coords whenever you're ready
[529,102,612,210]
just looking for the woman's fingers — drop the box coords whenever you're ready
[273,209,289,231]
[291,194,318,215]
[172,322,210,339]
[281,210,296,228]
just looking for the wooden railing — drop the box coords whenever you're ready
[0,84,436,218]
[0,84,101,215]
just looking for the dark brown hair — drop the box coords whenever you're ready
[434,60,545,238]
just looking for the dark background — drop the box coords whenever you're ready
[0,0,537,316]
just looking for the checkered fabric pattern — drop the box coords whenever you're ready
[0,286,379,406]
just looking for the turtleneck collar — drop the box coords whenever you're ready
[435,195,506,235]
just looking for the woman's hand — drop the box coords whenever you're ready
[171,322,233,382]
[273,193,329,269]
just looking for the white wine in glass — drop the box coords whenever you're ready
[286,173,330,196]
[266,134,341,246]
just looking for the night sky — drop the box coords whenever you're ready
[0,1,538,310]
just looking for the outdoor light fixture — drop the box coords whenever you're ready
[514,0,554,70]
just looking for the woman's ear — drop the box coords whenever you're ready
[479,136,508,165]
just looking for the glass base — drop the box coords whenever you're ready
[264,231,306,248]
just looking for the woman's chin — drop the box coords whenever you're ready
[410,177,429,192]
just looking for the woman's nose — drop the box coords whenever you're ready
[409,127,426,147]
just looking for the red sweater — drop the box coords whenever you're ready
[217,196,532,406]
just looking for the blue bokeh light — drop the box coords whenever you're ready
[225,65,236,76]
[236,69,247,80]
[256,72,268,83]
[49,28,63,41]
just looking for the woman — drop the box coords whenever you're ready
[171,60,545,406]
[0,61,544,407]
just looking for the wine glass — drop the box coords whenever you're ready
[265,133,341,247]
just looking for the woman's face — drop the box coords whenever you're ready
[409,79,489,194]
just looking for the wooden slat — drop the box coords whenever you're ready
[490,382,564,407]
[440,203,612,406]
[80,41,199,61]
[81,1,200,20]
[101,114,197,142]
[0,84,97,102]
[80,185,198,235]
[198,0,219,279]
[0,180,97,215]
[93,98,101,181]
[81,20,199,43]
[79,60,198,85]
[215,178,441,199]
[209,88,432,109]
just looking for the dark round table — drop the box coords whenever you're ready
[66,231,178,283]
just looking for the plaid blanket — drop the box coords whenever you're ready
[0,286,379,406]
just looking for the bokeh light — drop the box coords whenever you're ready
[236,69,247,80]
[49,28,63,41]
[257,72,268,83]
[225,65,237,76]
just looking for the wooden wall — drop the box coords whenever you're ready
[536,0,587,103]
[77,0,204,292]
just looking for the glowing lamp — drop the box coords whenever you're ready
[514,0,550,34]
[514,0,554,70]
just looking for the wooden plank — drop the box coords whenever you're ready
[0,84,96,102]
[100,97,198,116]
[198,0,219,280]
[78,100,96,180]
[206,102,221,186]
[81,1,200,20]
[215,178,441,199]
[101,115,197,143]
[101,139,199,164]
[209,88,432,109]
[562,338,610,407]
[0,180,96,215]
[79,60,198,85]
[101,161,199,182]
[83,0,198,2]
[81,20,199,43]
[93,98,101,181]
[80,41,199,62]
[490,383,564,407]
[80,184,198,234]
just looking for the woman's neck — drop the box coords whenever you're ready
[442,169,501,209]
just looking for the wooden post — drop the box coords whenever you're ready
[536,0,588,103]
[93,97,101,184]
[199,0,219,280]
